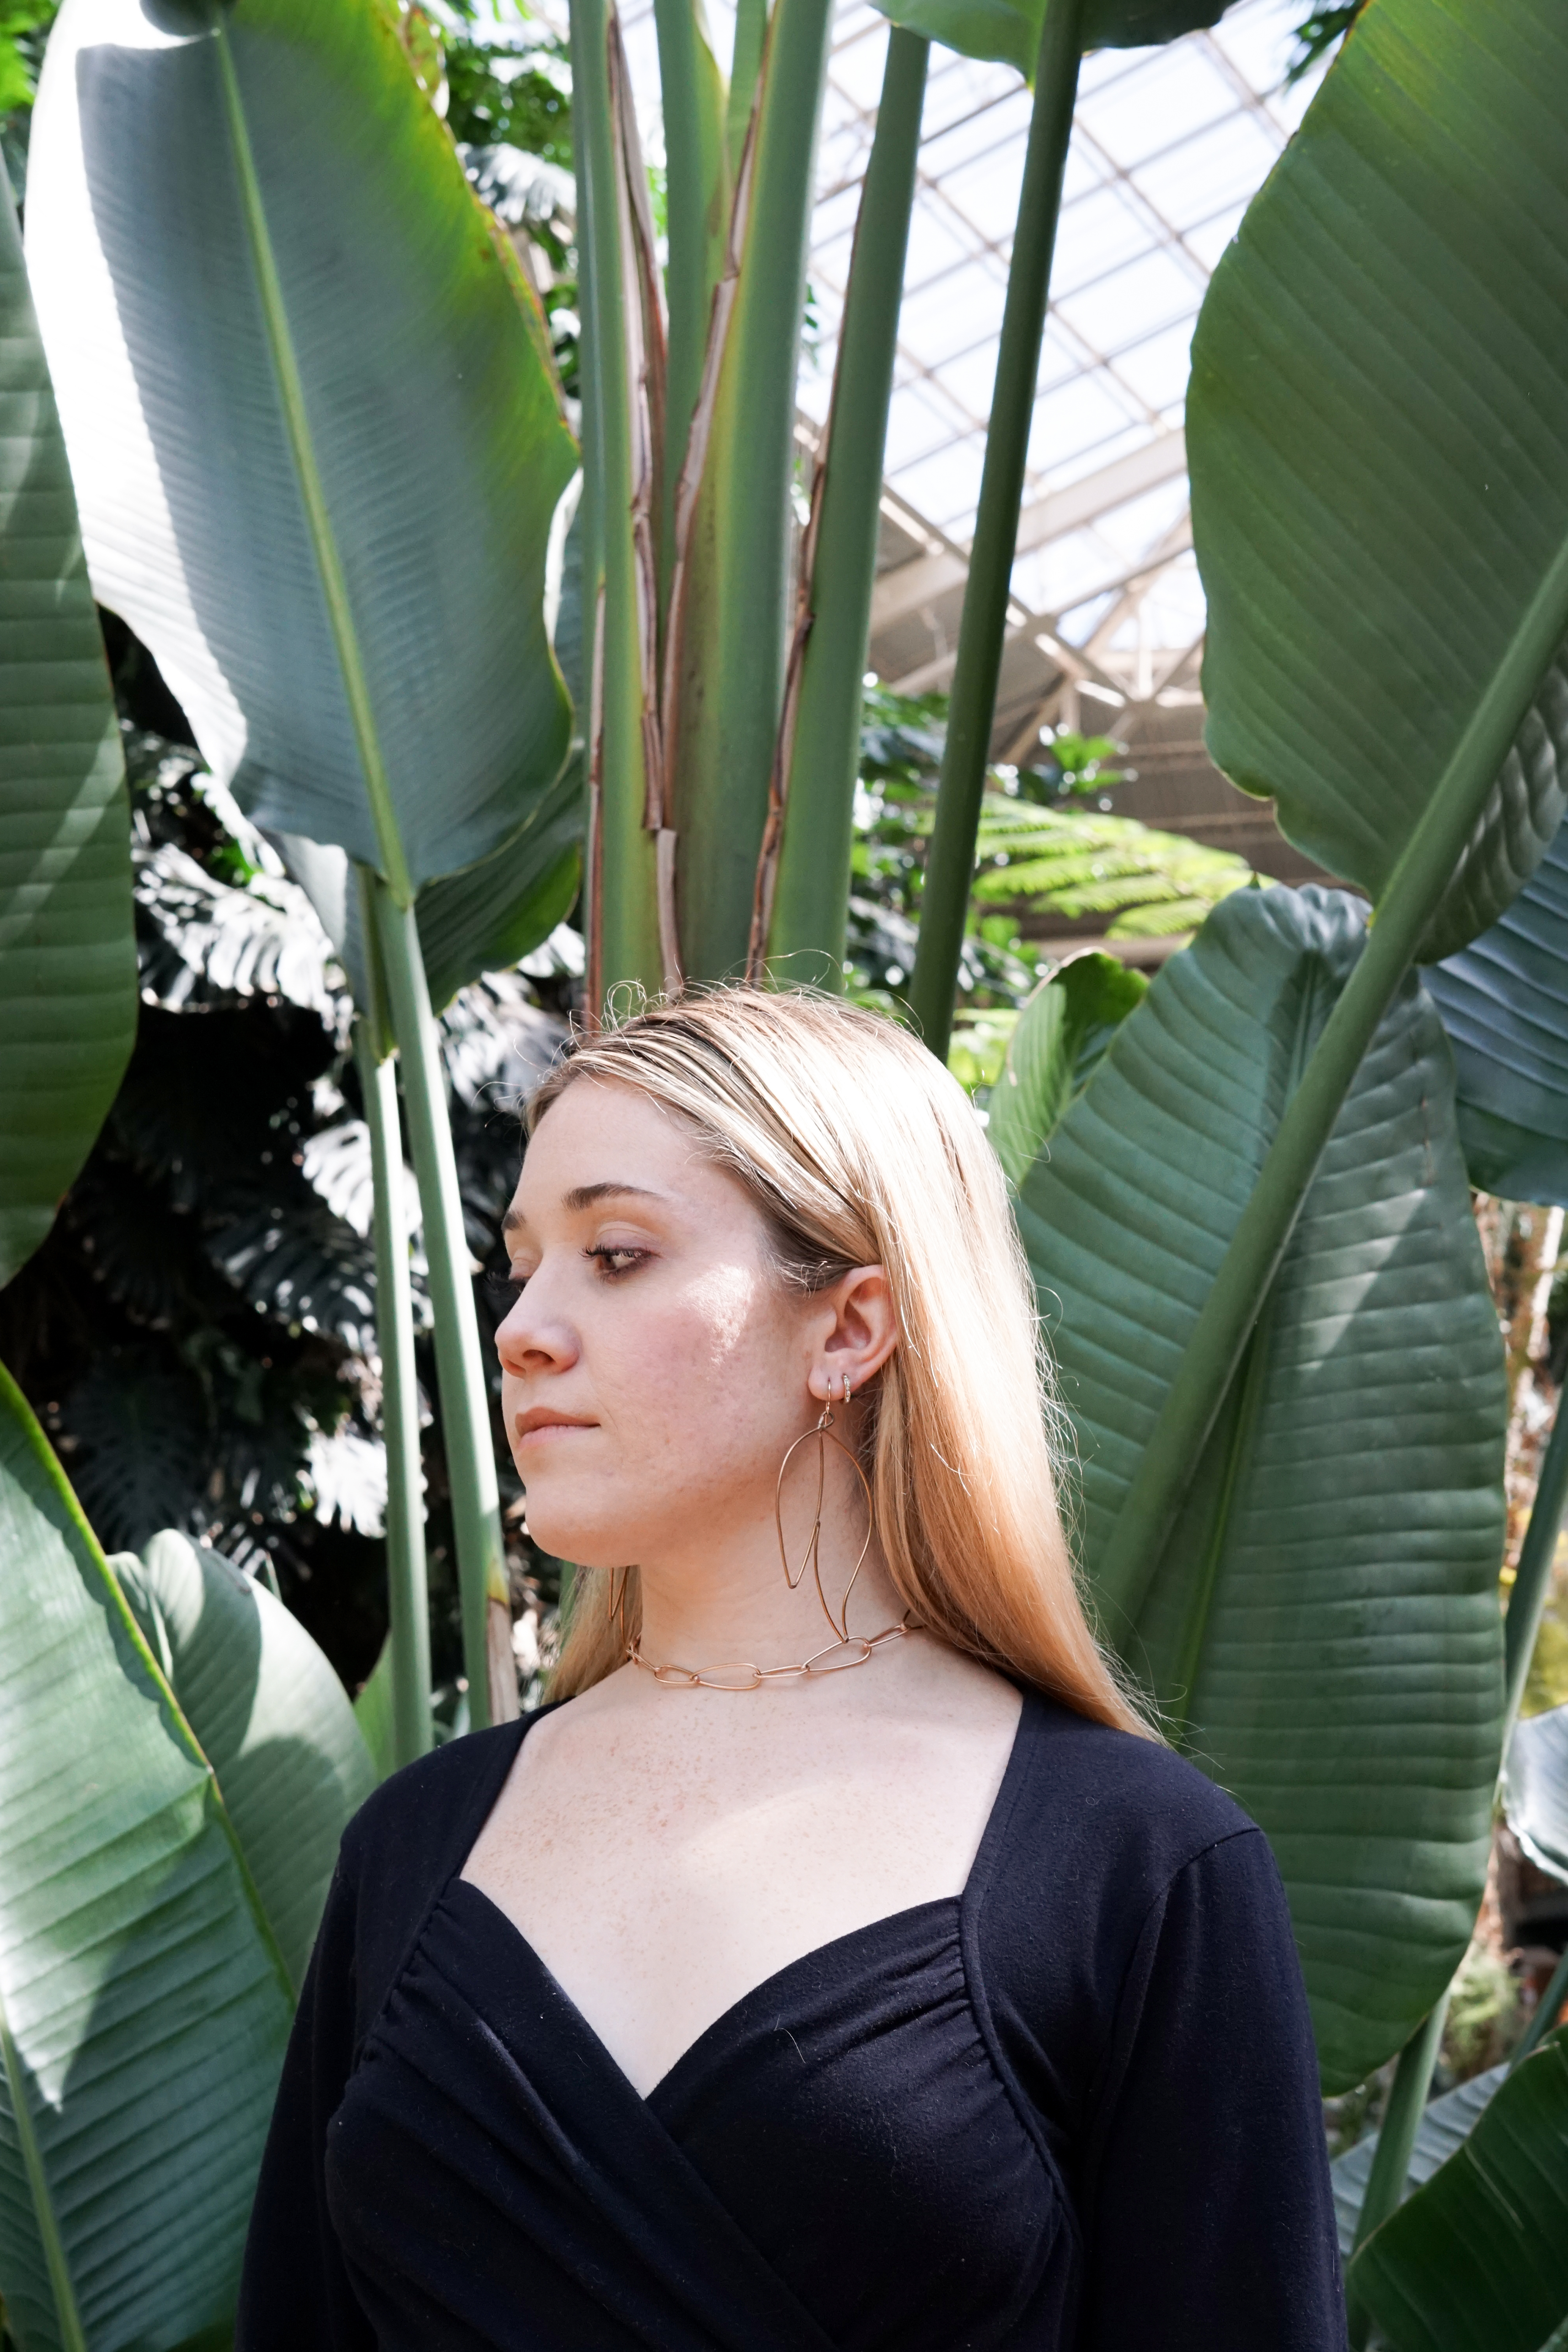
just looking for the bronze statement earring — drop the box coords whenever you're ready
[607,1564,631,1649]
[775,1373,874,1642]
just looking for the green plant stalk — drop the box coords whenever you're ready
[765,28,929,983]
[212,17,413,907]
[1345,1994,1451,2351]
[906,0,1087,1058]
[353,1019,432,1767]
[726,0,767,180]
[1093,533,1568,1630]
[570,0,663,1007]
[653,0,729,590]
[673,0,836,982]
[0,1990,86,2352]
[371,884,508,1727]
[1504,1388,1568,1736]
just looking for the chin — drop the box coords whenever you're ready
[521,1493,629,1571]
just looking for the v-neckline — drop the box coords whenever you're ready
[450,1688,1033,2106]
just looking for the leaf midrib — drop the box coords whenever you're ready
[210,16,412,908]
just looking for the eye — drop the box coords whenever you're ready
[486,1268,528,1310]
[588,1244,649,1279]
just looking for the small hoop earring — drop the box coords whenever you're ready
[776,1383,874,1642]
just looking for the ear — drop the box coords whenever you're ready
[808,1266,898,1402]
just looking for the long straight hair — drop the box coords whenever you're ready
[529,988,1148,1735]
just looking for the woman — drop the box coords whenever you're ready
[239,987,1344,2351]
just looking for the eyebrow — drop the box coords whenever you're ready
[502,1181,665,1236]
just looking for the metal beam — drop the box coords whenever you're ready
[869,429,1188,634]
[884,521,1192,696]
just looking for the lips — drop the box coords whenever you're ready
[514,1408,597,1439]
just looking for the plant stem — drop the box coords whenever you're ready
[570,0,664,1007]
[1093,529,1568,1629]
[370,880,514,1729]
[670,0,836,983]
[763,28,929,984]
[353,1017,432,1767]
[1504,1389,1568,1736]
[906,0,1086,1060]
[1345,1995,1450,2350]
[653,0,728,589]
[726,0,767,180]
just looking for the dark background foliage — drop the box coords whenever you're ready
[0,619,577,1699]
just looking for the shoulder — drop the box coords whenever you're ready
[340,1713,538,1886]
[1012,1691,1258,1882]
[977,1691,1266,1982]
[1029,1693,1260,1853]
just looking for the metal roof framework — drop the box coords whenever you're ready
[605,0,1330,865]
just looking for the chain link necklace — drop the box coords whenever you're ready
[626,1619,917,1692]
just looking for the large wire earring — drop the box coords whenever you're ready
[607,1565,631,1651]
[775,1375,875,1642]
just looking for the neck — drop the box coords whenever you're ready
[631,1493,904,1674]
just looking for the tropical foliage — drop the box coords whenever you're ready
[3,0,1568,2341]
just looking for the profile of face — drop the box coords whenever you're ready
[494,1079,894,1581]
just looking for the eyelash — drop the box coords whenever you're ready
[487,1244,648,1307]
[588,1245,648,1280]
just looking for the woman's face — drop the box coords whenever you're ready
[495,1079,862,1574]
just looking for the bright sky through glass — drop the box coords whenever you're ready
[603,0,1327,686]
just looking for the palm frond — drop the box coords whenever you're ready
[135,840,348,1032]
[65,1353,212,1552]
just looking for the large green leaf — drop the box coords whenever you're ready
[1332,2063,1506,2262]
[1425,818,1568,1206]
[0,176,134,1292]
[1504,1701,1568,1888]
[1349,2031,1568,2352]
[353,1631,397,1784]
[113,1530,377,1991]
[874,0,1231,79]
[1017,885,1506,2089]
[1191,0,1568,957]
[0,1365,293,2352]
[985,951,1145,1186]
[26,0,577,901]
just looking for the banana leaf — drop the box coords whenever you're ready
[1332,2063,1507,2262]
[1191,0,1568,960]
[985,952,1145,1187]
[353,1632,397,1784]
[0,1366,293,2352]
[113,1530,377,1991]
[1504,1701,1568,1887]
[1349,2031,1568,2352]
[874,0,1232,79]
[1017,885,1507,2090]
[0,174,134,1291]
[25,0,577,903]
[1425,815,1568,1206]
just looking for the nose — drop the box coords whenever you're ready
[494,1279,579,1380]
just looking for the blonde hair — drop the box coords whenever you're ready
[529,987,1147,1736]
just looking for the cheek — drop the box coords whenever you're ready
[600,1264,776,1421]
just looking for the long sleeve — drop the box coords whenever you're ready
[1077,1828,1346,2350]
[236,1852,376,2352]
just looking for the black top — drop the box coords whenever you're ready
[237,1689,1345,2351]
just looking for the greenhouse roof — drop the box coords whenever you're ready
[608,0,1327,770]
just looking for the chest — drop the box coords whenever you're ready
[464,1702,1019,2095]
